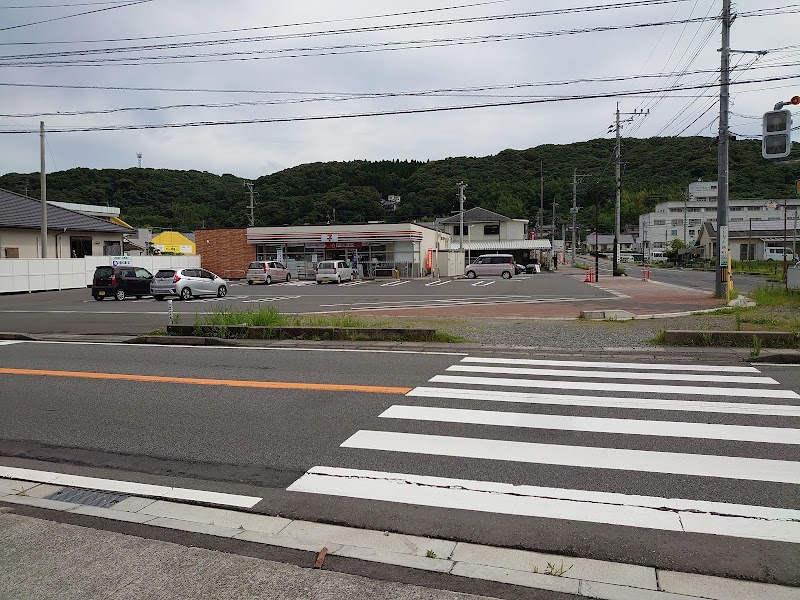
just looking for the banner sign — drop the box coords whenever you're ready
[426,248,433,269]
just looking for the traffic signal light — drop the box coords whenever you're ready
[762,109,792,159]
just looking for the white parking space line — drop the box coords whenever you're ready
[0,465,262,508]
[430,374,800,398]
[407,386,800,416]
[242,296,301,303]
[0,340,21,346]
[379,405,800,444]
[471,281,494,287]
[380,280,410,287]
[340,431,800,484]
[425,280,449,286]
[445,364,779,385]
[459,356,763,373]
[288,467,800,542]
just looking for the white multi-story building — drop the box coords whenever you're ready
[638,181,800,256]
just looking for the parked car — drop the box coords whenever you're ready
[151,268,227,300]
[464,254,516,279]
[92,265,153,301]
[514,262,526,275]
[315,260,353,284]
[247,261,291,285]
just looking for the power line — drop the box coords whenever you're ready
[2,73,796,134]
[0,0,691,47]
[0,1,145,8]
[0,0,155,33]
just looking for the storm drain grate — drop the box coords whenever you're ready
[46,487,129,508]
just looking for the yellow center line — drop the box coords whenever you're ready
[0,367,412,395]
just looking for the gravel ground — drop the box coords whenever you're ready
[396,313,745,349]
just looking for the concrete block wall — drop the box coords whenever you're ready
[195,229,254,280]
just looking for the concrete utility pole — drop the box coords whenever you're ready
[40,121,47,258]
[572,170,578,264]
[610,104,647,275]
[538,161,543,241]
[243,181,258,227]
[552,200,558,269]
[458,181,467,254]
[715,0,732,298]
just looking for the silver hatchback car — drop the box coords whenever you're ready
[151,268,228,300]
[246,260,291,285]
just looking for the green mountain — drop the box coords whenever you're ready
[0,137,796,233]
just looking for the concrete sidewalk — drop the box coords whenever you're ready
[3,474,799,600]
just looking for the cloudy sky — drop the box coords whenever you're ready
[0,0,797,179]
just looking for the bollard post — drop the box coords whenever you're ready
[167,298,174,325]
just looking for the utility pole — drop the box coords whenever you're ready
[552,200,558,270]
[715,0,732,298]
[572,170,578,264]
[40,121,47,258]
[570,169,592,264]
[458,181,467,255]
[610,104,647,275]
[243,181,258,227]
[538,161,543,241]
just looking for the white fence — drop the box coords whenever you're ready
[0,256,202,294]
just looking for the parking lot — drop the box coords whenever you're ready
[0,272,614,335]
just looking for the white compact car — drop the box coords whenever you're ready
[315,260,353,284]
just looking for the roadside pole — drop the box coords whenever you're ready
[715,0,731,299]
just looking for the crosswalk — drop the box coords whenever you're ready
[288,356,800,544]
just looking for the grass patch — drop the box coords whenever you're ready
[198,306,284,327]
[750,284,800,307]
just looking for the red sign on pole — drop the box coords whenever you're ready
[426,248,433,269]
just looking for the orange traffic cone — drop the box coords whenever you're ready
[585,270,592,282]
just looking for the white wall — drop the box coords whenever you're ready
[0,255,201,294]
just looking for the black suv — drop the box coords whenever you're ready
[92,265,153,301]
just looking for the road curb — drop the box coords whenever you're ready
[2,473,798,599]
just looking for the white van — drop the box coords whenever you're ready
[649,250,667,263]
[764,247,795,261]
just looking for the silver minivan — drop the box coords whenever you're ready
[464,254,516,279]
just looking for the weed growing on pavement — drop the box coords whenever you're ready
[532,561,574,577]
[543,561,573,577]
[750,335,762,357]
[425,550,437,558]
[649,328,667,344]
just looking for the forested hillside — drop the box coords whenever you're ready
[0,137,795,233]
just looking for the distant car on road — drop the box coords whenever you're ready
[315,260,353,284]
[246,261,291,285]
[151,268,227,300]
[92,265,153,301]
[464,254,516,279]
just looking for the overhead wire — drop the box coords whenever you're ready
[0,0,155,33]
[1,73,796,134]
[0,0,693,46]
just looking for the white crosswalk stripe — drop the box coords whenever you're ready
[288,356,800,542]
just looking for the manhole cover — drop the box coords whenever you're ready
[46,487,128,508]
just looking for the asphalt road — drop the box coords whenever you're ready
[0,273,613,335]
[1,341,797,586]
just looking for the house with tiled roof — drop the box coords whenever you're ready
[0,188,131,259]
